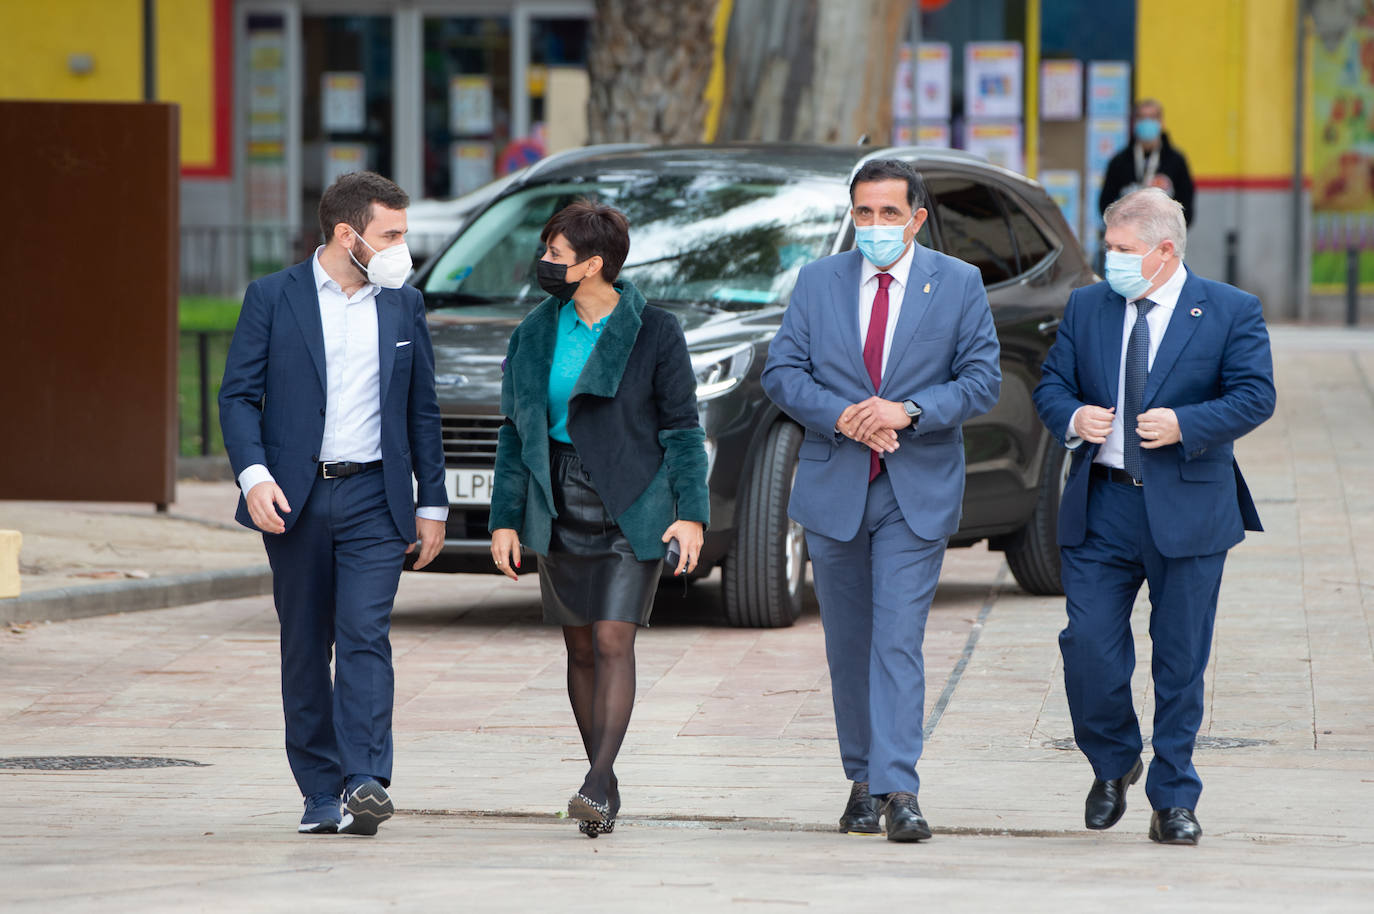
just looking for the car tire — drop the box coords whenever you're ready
[1004,437,1071,596]
[722,421,807,628]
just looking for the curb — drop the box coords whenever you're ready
[1,565,273,625]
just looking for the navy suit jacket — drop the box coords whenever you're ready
[762,245,1001,542]
[218,259,447,543]
[1032,271,1276,558]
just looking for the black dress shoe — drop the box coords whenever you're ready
[1085,757,1143,830]
[878,791,932,842]
[1150,807,1202,845]
[838,781,882,834]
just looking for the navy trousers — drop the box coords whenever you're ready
[262,466,408,798]
[805,471,947,796]
[1059,477,1226,811]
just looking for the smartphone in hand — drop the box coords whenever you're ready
[665,537,681,572]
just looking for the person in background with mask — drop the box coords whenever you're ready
[488,198,709,838]
[1033,188,1275,846]
[220,171,447,837]
[1099,98,1196,226]
[762,159,1000,843]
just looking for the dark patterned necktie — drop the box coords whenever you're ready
[1122,298,1156,482]
[862,273,892,482]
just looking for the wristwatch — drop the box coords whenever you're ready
[902,399,922,427]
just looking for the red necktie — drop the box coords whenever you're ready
[862,273,892,482]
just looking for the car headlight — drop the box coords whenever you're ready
[690,342,754,401]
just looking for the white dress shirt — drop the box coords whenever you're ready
[238,249,447,523]
[1067,263,1189,468]
[858,240,917,377]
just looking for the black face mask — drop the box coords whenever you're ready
[536,258,585,302]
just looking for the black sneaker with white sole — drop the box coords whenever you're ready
[339,777,394,836]
[299,792,343,834]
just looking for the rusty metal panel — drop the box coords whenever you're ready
[0,101,179,505]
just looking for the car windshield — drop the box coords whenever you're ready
[420,173,847,310]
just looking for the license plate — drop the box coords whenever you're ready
[447,468,495,505]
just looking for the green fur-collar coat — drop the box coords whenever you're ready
[488,280,709,560]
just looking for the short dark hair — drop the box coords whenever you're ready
[319,171,410,242]
[849,159,926,211]
[540,198,631,282]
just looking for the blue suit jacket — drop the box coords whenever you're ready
[1032,271,1276,558]
[218,259,447,542]
[761,245,1001,542]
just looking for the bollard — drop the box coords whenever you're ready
[0,530,21,599]
[1347,247,1359,327]
[199,331,211,456]
[1226,230,1239,287]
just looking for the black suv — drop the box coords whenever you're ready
[410,144,1093,627]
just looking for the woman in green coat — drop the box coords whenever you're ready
[489,199,710,837]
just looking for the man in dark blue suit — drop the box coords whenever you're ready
[220,172,447,835]
[1033,187,1275,846]
[763,160,1001,842]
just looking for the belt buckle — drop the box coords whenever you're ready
[321,462,340,479]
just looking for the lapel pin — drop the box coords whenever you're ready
[1190,307,1202,317]
[923,282,931,294]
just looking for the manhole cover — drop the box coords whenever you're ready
[0,756,209,770]
[1042,736,1273,752]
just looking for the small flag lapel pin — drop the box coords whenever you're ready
[1189,307,1202,317]
[923,282,931,293]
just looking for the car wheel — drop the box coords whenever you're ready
[1004,437,1071,596]
[722,421,807,628]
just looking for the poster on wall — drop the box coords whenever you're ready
[1087,61,1131,119]
[1309,0,1374,288]
[966,122,1023,173]
[1040,169,1082,241]
[450,76,495,136]
[1084,117,1129,256]
[893,43,915,124]
[321,73,365,133]
[916,123,951,148]
[1041,60,1083,121]
[917,43,952,122]
[965,42,1022,121]
[452,142,495,196]
[324,143,367,188]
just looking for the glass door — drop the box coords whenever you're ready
[301,14,394,238]
[422,17,513,200]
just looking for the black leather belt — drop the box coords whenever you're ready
[318,460,383,479]
[1090,463,1142,487]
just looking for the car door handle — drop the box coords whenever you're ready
[1037,318,1060,335]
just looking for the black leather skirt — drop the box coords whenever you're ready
[539,440,660,627]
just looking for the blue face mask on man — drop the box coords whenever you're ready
[855,216,914,267]
[1134,118,1162,143]
[1104,245,1165,301]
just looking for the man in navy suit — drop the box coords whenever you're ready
[1033,187,1275,846]
[220,172,447,835]
[763,159,1001,842]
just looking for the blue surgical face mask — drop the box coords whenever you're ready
[1134,118,1162,143]
[1104,246,1164,301]
[854,216,913,267]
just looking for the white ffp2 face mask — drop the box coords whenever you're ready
[350,229,413,289]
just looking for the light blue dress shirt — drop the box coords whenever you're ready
[547,301,608,444]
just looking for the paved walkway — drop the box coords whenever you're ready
[1,326,1372,911]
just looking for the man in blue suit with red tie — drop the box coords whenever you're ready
[763,159,1001,842]
[1033,187,1275,845]
[220,172,448,836]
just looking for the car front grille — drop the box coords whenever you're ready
[442,415,502,467]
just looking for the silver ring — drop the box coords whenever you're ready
[494,560,503,566]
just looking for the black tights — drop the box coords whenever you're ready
[562,620,638,807]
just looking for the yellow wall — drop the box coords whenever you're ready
[1137,0,1306,181]
[3,1,221,172]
